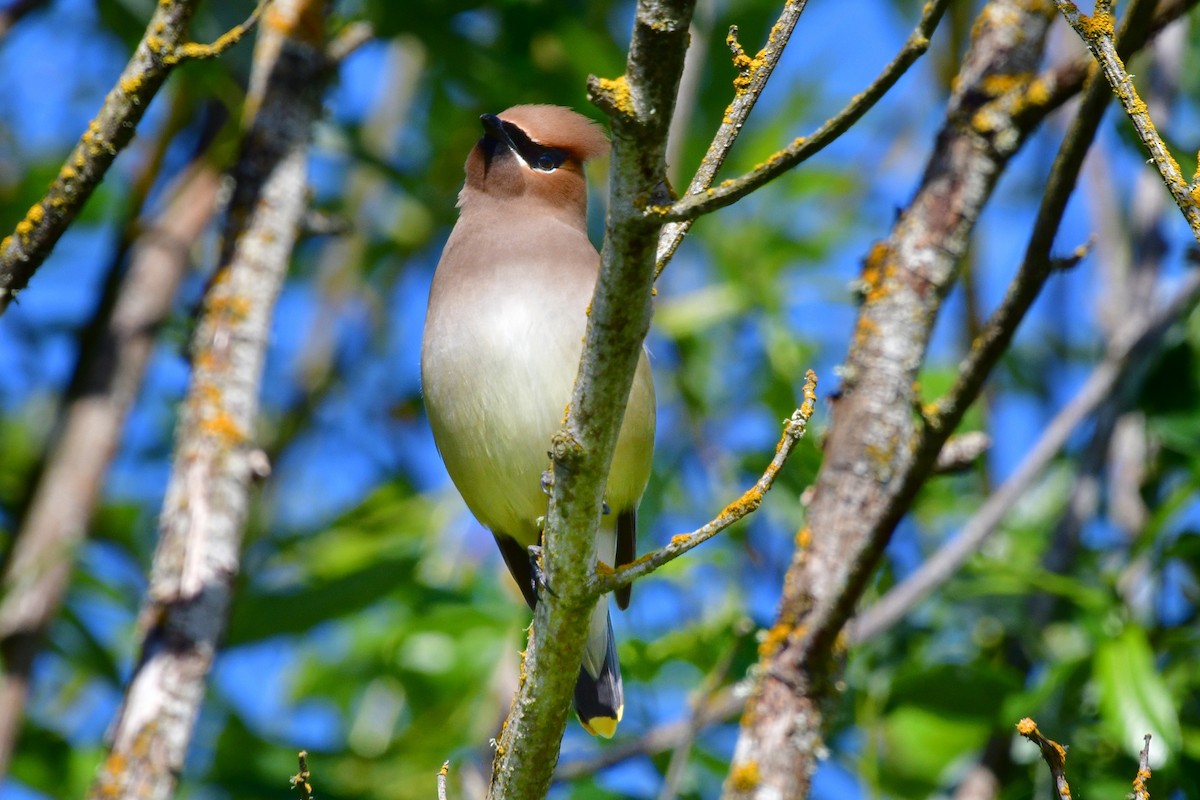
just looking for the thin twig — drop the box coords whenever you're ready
[852,269,1200,642]
[1054,0,1200,243]
[290,750,313,800]
[1132,734,1153,800]
[1017,719,1071,800]
[0,0,267,312]
[591,370,816,596]
[168,0,267,64]
[933,432,991,474]
[437,761,450,800]
[656,0,810,272]
[326,20,375,64]
[651,0,952,227]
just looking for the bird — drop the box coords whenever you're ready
[420,105,655,739]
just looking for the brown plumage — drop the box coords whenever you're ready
[421,105,655,739]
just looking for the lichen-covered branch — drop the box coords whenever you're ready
[85,2,327,797]
[1016,718,1072,800]
[1054,0,1200,243]
[591,371,816,596]
[656,0,810,272]
[723,2,1161,798]
[852,268,1200,643]
[484,2,696,798]
[0,0,262,313]
[0,164,219,781]
[1132,734,1153,800]
[722,3,1059,797]
[654,0,951,226]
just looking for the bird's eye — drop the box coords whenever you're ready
[533,150,565,172]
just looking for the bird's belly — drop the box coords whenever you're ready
[423,289,581,544]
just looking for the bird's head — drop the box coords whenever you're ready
[461,105,610,221]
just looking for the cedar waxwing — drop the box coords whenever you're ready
[421,105,656,738]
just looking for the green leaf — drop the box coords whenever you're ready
[1094,625,1182,762]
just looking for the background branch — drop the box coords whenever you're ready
[0,161,219,779]
[85,1,327,796]
[0,0,257,312]
[852,269,1200,643]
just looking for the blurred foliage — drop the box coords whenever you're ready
[0,0,1198,799]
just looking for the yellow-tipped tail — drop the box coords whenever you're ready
[579,705,623,739]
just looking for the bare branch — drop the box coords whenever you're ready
[290,750,313,800]
[1054,0,1200,243]
[1132,735,1153,800]
[0,164,219,779]
[653,0,952,227]
[0,0,264,312]
[656,0,811,271]
[591,370,816,596]
[851,269,1200,643]
[1016,718,1071,800]
[933,431,991,474]
[85,2,327,797]
[438,761,450,800]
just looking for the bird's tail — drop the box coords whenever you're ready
[574,598,623,738]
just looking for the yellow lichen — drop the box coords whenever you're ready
[593,75,634,117]
[758,622,791,657]
[1078,11,1114,39]
[729,760,761,791]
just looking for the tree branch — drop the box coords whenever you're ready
[85,2,326,797]
[655,0,811,272]
[1054,0,1200,243]
[1016,718,1071,800]
[590,371,816,596]
[0,0,263,312]
[723,3,1064,797]
[851,268,1200,643]
[485,1,697,797]
[0,163,219,780]
[652,0,952,226]
[1132,734,1153,800]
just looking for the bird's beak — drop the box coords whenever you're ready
[480,114,517,154]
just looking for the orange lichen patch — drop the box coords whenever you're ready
[759,622,792,657]
[1078,11,1114,39]
[1024,77,1052,107]
[1016,717,1037,735]
[980,72,1029,97]
[729,760,761,791]
[853,314,878,348]
[594,561,614,575]
[119,75,142,97]
[209,293,253,321]
[670,533,691,546]
[794,526,811,549]
[593,75,634,117]
[201,411,246,444]
[860,241,890,302]
[15,204,44,241]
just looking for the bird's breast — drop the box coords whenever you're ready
[422,257,589,543]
